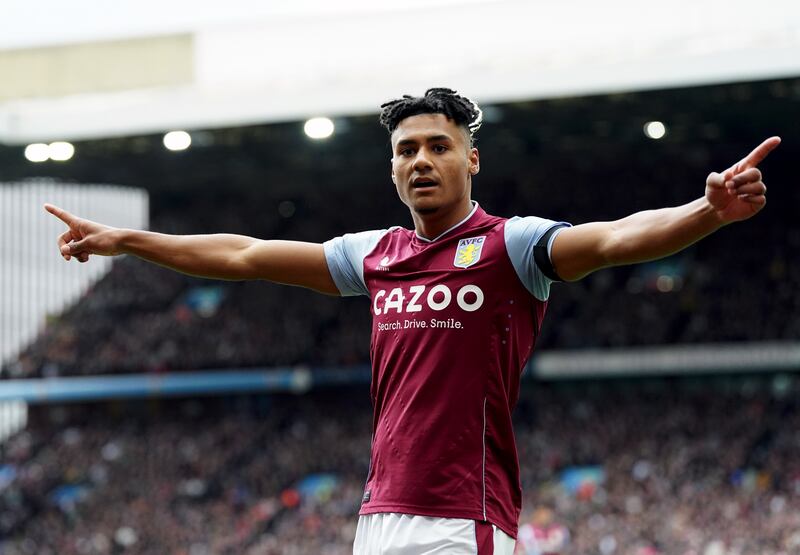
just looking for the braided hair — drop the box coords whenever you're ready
[379,88,483,146]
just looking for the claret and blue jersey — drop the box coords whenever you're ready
[324,202,569,538]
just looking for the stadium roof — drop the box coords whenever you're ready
[1,0,799,143]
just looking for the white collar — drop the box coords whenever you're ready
[415,201,479,243]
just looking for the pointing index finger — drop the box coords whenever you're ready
[738,136,781,172]
[44,203,76,226]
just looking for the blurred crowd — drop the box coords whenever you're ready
[0,391,372,555]
[2,377,800,555]
[5,150,799,378]
[514,377,800,555]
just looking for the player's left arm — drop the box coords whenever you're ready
[550,136,781,282]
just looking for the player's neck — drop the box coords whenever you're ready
[412,199,474,241]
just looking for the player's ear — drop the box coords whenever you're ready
[469,147,480,175]
[391,158,397,184]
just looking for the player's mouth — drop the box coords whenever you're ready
[412,178,438,189]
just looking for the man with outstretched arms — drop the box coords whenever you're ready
[47,88,779,555]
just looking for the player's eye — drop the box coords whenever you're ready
[399,148,415,157]
[433,144,448,153]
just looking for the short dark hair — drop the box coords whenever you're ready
[379,87,483,145]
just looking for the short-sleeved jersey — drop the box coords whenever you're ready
[323,203,569,538]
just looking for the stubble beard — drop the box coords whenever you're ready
[414,205,439,215]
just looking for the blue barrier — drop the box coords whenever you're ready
[0,365,372,404]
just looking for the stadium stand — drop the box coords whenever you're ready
[3,79,798,378]
[5,169,797,378]
[2,377,800,554]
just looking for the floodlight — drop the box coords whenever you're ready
[304,117,334,139]
[644,121,667,140]
[49,141,75,161]
[163,131,192,151]
[24,143,49,162]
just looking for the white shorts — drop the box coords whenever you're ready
[353,513,516,555]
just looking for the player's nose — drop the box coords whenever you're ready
[412,148,433,172]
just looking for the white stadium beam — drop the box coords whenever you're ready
[1,0,799,143]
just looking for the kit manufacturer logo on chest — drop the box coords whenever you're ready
[376,256,392,271]
[453,236,486,268]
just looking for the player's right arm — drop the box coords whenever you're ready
[44,204,339,295]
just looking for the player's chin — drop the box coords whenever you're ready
[410,197,442,215]
[414,205,440,216]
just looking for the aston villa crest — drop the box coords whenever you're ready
[454,236,486,268]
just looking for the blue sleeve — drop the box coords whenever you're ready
[504,217,571,302]
[323,229,393,297]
